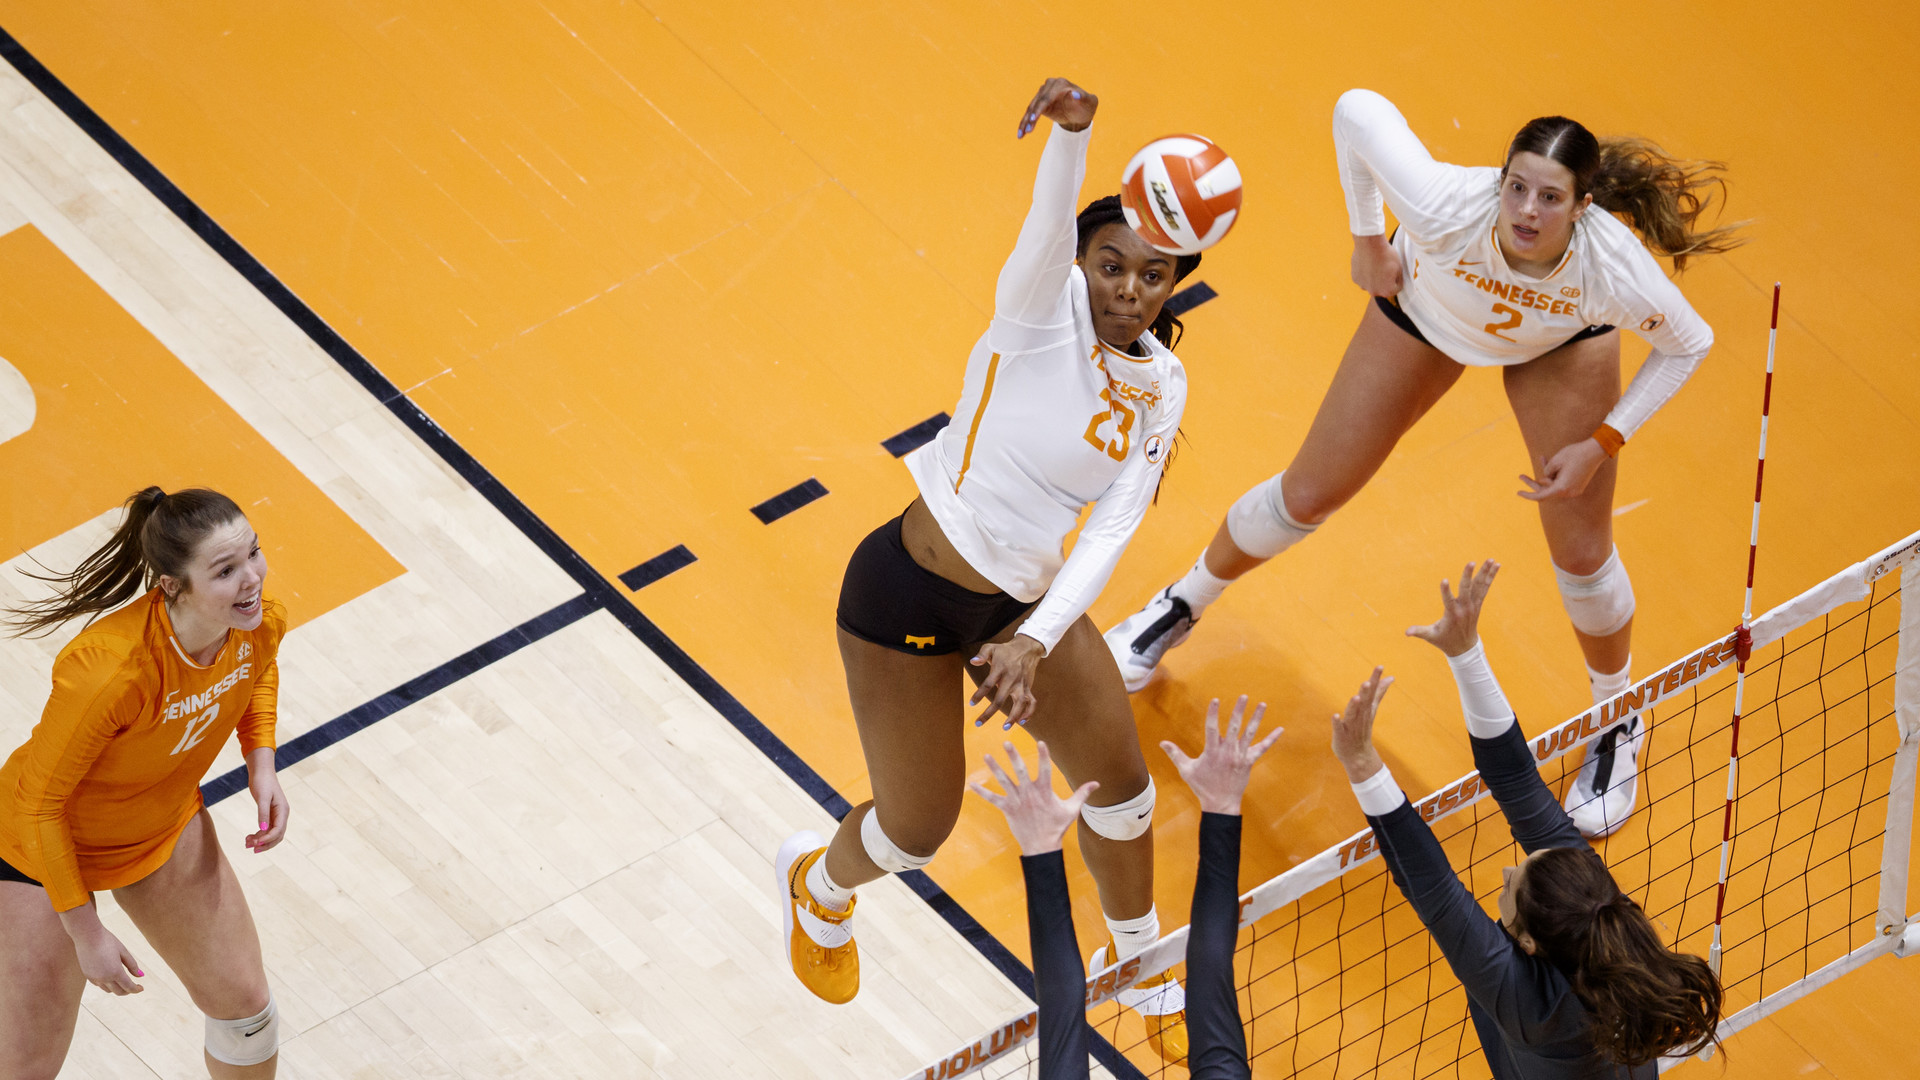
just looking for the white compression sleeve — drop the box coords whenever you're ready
[1350,764,1405,817]
[1331,89,1488,241]
[1446,641,1516,738]
[992,123,1090,331]
[1603,348,1701,441]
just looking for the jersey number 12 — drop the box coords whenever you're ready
[171,703,220,757]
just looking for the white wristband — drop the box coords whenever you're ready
[1446,641,1517,738]
[1350,764,1405,817]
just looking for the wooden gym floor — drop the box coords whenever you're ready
[0,2,1915,1077]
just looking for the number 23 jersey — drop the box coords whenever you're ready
[0,588,285,911]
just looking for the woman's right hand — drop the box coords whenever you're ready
[1331,667,1393,783]
[1350,234,1403,296]
[1406,560,1500,657]
[1017,78,1097,138]
[63,912,144,996]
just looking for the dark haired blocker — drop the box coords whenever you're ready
[1028,813,1250,1079]
[1367,721,1653,1079]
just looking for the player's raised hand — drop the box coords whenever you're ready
[1161,695,1283,815]
[1407,560,1500,657]
[970,741,1099,857]
[1018,78,1097,138]
[1330,667,1393,784]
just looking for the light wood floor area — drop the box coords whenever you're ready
[0,54,1043,1078]
[0,2,1916,1078]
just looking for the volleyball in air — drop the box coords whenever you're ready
[1120,135,1242,255]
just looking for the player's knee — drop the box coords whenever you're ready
[1277,470,1343,525]
[1556,546,1635,637]
[1080,778,1156,842]
[1226,472,1321,559]
[861,806,940,873]
[205,991,278,1068]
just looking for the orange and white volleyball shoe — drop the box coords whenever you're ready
[1091,939,1188,1064]
[776,831,860,1005]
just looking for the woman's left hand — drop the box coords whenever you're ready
[969,741,1097,857]
[971,635,1045,730]
[1519,438,1607,501]
[245,750,290,853]
[1331,667,1394,783]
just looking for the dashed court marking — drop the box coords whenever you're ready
[752,477,829,524]
[883,412,950,457]
[620,544,697,590]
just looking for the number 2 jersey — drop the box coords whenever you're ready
[1333,89,1714,442]
[906,122,1187,654]
[0,588,285,911]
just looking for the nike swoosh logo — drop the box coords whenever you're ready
[1458,259,1482,266]
[1136,810,1150,819]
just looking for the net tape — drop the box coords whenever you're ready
[909,529,1920,1080]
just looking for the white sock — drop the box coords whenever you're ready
[1589,658,1632,728]
[1106,907,1160,961]
[1169,553,1232,616]
[806,853,854,913]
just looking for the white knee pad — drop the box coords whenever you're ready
[206,993,278,1067]
[1225,472,1318,559]
[1080,779,1156,842]
[1556,547,1636,637]
[861,808,935,874]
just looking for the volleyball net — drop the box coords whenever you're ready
[908,527,1920,1080]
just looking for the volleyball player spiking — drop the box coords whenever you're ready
[775,77,1202,1062]
[0,488,289,1079]
[1107,89,1745,837]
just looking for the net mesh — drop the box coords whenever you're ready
[937,567,1908,1080]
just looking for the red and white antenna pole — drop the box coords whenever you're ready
[1710,283,1780,977]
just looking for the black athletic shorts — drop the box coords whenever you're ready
[836,511,1035,656]
[1375,294,1615,350]
[0,851,42,888]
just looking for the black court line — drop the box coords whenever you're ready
[1164,280,1217,318]
[200,593,602,806]
[620,545,696,591]
[0,29,1146,1080]
[883,412,950,457]
[751,477,828,524]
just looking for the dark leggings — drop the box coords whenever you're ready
[1025,813,1250,1079]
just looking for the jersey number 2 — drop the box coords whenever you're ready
[1483,303,1522,342]
[171,703,220,757]
[1082,389,1136,463]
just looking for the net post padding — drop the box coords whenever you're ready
[1879,560,1920,935]
[903,530,1920,1080]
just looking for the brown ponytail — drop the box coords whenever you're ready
[1514,847,1724,1067]
[4,487,245,638]
[1506,117,1746,272]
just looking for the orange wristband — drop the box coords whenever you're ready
[1592,423,1625,458]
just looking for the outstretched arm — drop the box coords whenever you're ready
[1406,561,1589,853]
[1329,670,1553,1027]
[972,742,1098,1080]
[1161,695,1280,1079]
[993,79,1097,338]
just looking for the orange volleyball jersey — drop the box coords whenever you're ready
[0,588,285,910]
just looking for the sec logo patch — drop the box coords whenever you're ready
[1144,435,1166,464]
[1641,314,1666,332]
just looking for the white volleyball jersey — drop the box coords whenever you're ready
[907,123,1186,654]
[1333,89,1714,441]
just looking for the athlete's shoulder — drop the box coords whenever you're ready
[1577,208,1664,274]
[253,595,289,649]
[50,608,156,714]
